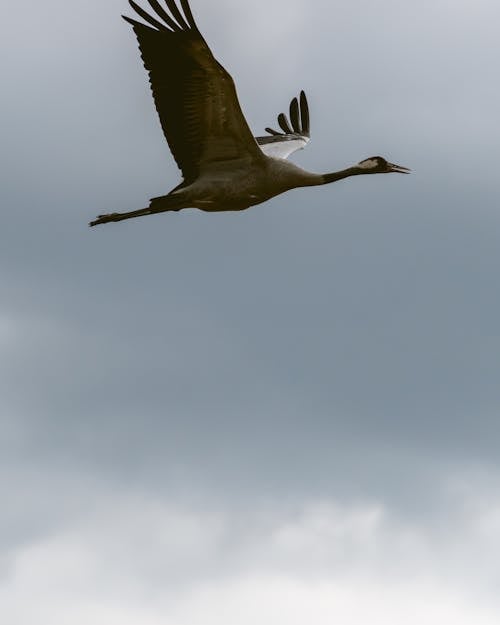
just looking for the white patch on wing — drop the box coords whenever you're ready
[259,137,310,159]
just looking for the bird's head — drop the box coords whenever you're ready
[356,156,410,174]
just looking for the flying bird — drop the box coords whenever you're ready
[90,0,409,226]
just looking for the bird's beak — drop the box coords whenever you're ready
[388,162,411,174]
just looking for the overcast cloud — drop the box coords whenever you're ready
[1,0,500,623]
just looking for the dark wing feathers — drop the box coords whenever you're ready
[255,91,311,158]
[299,90,310,136]
[264,127,282,136]
[128,1,168,30]
[178,0,199,30]
[144,0,183,31]
[278,113,294,134]
[163,0,190,29]
[124,0,263,183]
[255,91,310,145]
[289,97,300,132]
[262,91,311,141]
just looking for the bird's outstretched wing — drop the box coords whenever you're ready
[256,91,311,159]
[123,0,264,183]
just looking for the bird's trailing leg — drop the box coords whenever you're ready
[90,207,156,226]
[89,194,186,226]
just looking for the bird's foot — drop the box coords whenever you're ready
[89,212,121,227]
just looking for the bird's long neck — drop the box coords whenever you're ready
[321,166,364,184]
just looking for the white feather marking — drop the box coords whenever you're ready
[357,159,378,170]
[259,137,310,160]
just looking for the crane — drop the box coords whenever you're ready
[90,0,409,226]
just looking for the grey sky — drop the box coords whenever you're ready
[1,0,500,623]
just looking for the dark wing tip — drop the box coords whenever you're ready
[278,112,293,134]
[179,0,200,30]
[264,91,311,138]
[164,0,190,29]
[265,127,283,136]
[289,97,300,133]
[124,0,200,32]
[144,0,183,31]
[128,0,171,30]
[122,14,153,29]
[299,90,310,136]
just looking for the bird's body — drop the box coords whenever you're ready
[168,158,321,211]
[90,0,408,226]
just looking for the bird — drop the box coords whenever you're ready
[90,0,409,227]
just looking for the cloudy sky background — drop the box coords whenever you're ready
[1,0,500,622]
